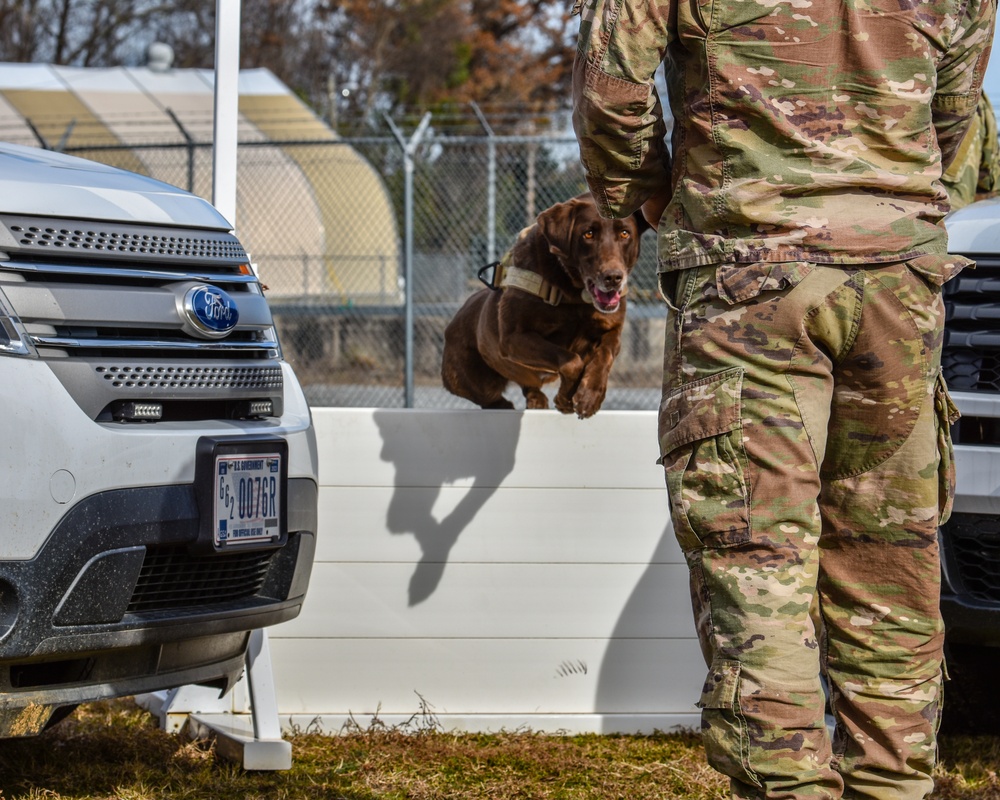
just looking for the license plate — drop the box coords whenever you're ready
[214,452,282,547]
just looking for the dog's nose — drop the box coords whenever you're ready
[603,271,624,289]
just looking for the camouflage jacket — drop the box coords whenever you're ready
[942,92,1000,210]
[572,0,997,275]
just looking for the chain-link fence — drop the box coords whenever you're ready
[62,121,667,410]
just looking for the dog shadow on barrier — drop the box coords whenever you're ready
[373,409,523,606]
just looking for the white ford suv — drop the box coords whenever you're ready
[0,142,317,736]
[938,197,1000,732]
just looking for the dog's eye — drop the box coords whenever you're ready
[619,230,631,239]
[583,230,595,240]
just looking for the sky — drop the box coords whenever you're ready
[984,24,1000,103]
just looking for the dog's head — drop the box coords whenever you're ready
[536,193,649,314]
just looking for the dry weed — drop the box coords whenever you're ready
[0,700,992,799]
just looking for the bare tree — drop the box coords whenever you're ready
[0,0,41,62]
[0,0,576,129]
[319,0,575,128]
[145,0,216,69]
[0,1,186,67]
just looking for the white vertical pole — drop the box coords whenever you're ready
[213,0,241,228]
[139,4,290,766]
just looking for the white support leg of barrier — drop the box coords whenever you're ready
[134,629,291,770]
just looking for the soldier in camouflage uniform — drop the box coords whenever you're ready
[942,93,1000,210]
[572,1,995,798]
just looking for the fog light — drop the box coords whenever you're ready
[0,578,18,643]
[0,289,34,358]
[113,401,163,421]
[235,399,273,418]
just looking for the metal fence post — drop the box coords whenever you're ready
[55,120,76,153]
[471,103,497,263]
[386,112,432,408]
[166,108,196,193]
[24,118,51,150]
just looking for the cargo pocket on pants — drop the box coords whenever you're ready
[698,660,762,790]
[934,371,960,525]
[658,367,751,552]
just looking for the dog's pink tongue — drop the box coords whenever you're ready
[594,287,620,307]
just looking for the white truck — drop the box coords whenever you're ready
[937,198,1000,733]
[0,141,317,736]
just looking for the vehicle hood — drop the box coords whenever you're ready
[945,196,1000,255]
[0,141,232,230]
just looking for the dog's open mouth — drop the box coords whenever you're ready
[586,280,623,313]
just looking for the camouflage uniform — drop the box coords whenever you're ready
[942,93,1000,210]
[572,1,995,798]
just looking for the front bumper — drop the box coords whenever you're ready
[939,510,1000,647]
[938,405,1000,647]
[0,477,317,734]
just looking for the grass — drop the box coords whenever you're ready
[0,700,996,799]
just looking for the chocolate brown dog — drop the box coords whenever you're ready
[441,193,647,418]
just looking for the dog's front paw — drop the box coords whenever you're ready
[572,387,606,419]
[553,391,575,414]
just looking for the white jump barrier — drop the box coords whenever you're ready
[273,408,702,735]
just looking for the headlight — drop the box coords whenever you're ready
[0,287,35,358]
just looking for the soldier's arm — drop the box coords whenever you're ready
[976,94,1000,197]
[571,0,672,220]
[933,0,996,170]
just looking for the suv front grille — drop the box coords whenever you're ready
[5,216,249,264]
[126,546,275,614]
[944,255,1000,393]
[941,513,1000,605]
[0,213,283,420]
[97,364,283,390]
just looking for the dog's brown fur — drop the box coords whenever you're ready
[441,193,647,418]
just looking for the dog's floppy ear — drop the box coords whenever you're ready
[536,196,590,259]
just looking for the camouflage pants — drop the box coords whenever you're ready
[658,261,957,800]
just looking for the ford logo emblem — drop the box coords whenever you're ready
[182,285,239,339]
